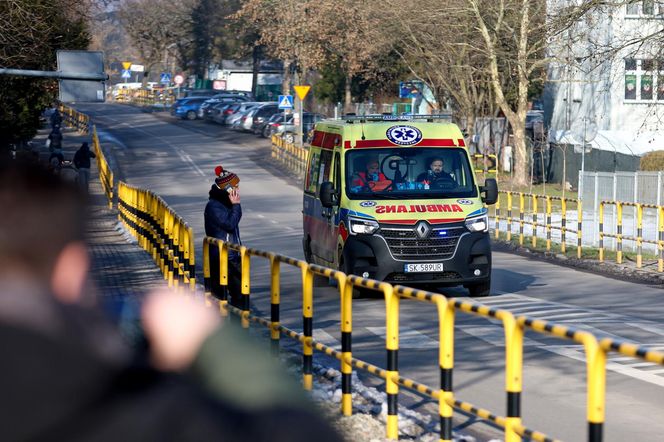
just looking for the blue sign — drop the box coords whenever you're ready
[386,125,423,146]
[121,69,131,79]
[399,81,423,99]
[160,72,171,84]
[278,95,294,109]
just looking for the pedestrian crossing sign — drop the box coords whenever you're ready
[278,94,294,109]
[121,69,131,79]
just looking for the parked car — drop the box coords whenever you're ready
[259,112,286,138]
[273,112,325,143]
[212,102,242,125]
[171,96,214,120]
[199,95,248,119]
[203,102,233,122]
[249,103,281,135]
[225,102,262,128]
[238,102,278,133]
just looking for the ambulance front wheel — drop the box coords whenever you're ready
[339,255,364,299]
[466,280,491,297]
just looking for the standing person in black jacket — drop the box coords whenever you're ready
[204,164,243,308]
[73,141,96,192]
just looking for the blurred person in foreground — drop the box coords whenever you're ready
[0,160,342,442]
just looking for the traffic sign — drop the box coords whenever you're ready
[293,85,311,100]
[174,74,184,86]
[278,94,294,109]
[160,72,171,84]
[122,61,131,70]
[121,69,131,79]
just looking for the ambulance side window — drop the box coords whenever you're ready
[317,150,333,195]
[305,151,320,194]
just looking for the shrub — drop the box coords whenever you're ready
[640,150,664,171]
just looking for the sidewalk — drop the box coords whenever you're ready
[32,124,167,334]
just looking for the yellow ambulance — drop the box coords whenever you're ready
[302,115,497,296]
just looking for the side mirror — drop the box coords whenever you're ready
[319,181,338,208]
[481,178,498,205]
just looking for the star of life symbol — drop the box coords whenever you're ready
[415,221,430,238]
[386,125,423,145]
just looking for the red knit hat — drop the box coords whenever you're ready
[214,165,240,189]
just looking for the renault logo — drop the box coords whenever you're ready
[415,221,430,238]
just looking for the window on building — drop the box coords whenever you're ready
[643,0,655,15]
[624,58,664,102]
[626,2,639,15]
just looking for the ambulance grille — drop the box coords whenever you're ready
[380,224,464,261]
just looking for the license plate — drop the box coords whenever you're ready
[404,263,444,273]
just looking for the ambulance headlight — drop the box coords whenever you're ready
[348,216,379,235]
[465,215,488,233]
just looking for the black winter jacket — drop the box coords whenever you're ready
[204,184,242,261]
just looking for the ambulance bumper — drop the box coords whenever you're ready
[341,231,491,286]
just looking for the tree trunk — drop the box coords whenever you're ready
[344,72,352,113]
[251,45,260,98]
[510,115,528,186]
[282,58,292,95]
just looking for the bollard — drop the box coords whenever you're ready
[599,202,605,262]
[384,283,400,440]
[532,195,538,248]
[301,264,314,390]
[578,199,583,259]
[616,202,623,264]
[546,196,552,251]
[269,256,281,356]
[636,204,643,268]
[338,273,354,416]
[495,193,501,239]
[240,246,251,329]
[518,193,525,246]
[506,192,513,242]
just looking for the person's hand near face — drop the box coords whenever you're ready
[228,186,240,204]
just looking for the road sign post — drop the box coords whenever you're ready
[293,86,311,148]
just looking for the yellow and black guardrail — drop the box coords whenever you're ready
[492,191,664,271]
[471,153,498,177]
[57,101,90,134]
[91,125,114,208]
[271,134,308,177]
[118,182,195,292]
[202,236,664,442]
[599,200,664,271]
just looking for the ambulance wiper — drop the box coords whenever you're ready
[356,191,400,200]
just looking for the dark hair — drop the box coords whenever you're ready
[0,160,86,281]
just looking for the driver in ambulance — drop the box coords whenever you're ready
[417,157,454,187]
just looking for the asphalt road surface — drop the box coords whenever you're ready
[80,103,664,442]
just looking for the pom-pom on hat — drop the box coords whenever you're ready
[214,165,240,189]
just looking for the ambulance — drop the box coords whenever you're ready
[302,115,497,296]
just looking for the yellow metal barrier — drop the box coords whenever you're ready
[493,191,593,261]
[471,153,498,178]
[200,235,664,441]
[91,125,114,208]
[57,101,90,134]
[271,134,309,178]
[118,182,195,292]
[599,201,664,269]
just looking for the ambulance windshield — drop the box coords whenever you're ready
[345,148,478,199]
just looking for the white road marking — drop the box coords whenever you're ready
[457,325,543,346]
[313,329,340,348]
[545,345,664,388]
[367,327,438,349]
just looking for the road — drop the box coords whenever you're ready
[81,103,664,442]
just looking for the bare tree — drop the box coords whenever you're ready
[118,0,196,83]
